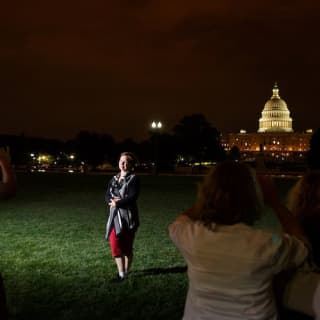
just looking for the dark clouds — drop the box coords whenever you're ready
[1,1,320,141]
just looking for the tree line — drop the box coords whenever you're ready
[2,113,319,171]
[0,114,226,170]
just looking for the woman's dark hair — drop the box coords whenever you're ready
[193,161,262,227]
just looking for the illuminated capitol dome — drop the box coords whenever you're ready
[226,82,312,160]
[258,83,293,133]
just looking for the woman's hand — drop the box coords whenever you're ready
[257,174,310,248]
[109,197,121,208]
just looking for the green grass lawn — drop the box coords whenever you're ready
[0,173,297,320]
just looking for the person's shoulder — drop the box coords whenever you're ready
[169,214,194,237]
[175,214,193,224]
[241,226,284,248]
[123,173,140,188]
[128,173,139,182]
[107,174,118,185]
[239,228,299,262]
[108,175,117,182]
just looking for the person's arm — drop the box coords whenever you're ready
[104,179,113,205]
[0,150,16,200]
[257,174,310,248]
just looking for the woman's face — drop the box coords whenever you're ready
[119,155,132,173]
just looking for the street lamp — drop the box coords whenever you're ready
[151,121,162,129]
[150,121,162,174]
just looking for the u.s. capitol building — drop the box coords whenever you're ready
[227,83,312,160]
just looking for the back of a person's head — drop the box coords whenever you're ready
[194,160,261,226]
[288,170,320,217]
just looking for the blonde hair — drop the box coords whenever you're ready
[193,161,262,227]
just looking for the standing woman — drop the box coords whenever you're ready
[105,152,140,281]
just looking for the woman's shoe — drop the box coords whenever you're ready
[111,274,126,283]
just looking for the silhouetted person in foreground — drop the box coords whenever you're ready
[169,161,309,320]
[0,147,16,200]
[287,170,320,268]
[0,275,7,320]
[307,128,320,170]
[0,147,16,320]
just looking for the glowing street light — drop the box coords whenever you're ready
[150,121,162,175]
[151,121,162,129]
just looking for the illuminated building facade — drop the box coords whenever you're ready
[226,83,312,160]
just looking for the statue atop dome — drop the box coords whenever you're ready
[258,82,293,133]
[272,82,280,98]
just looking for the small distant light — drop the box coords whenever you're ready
[240,129,246,134]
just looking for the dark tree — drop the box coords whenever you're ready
[173,114,225,163]
[136,140,153,165]
[67,131,116,168]
[0,134,28,165]
[111,138,140,166]
[0,134,64,165]
[25,137,64,156]
[155,133,177,171]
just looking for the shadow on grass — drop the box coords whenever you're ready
[133,266,187,277]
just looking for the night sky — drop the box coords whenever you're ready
[1,1,320,141]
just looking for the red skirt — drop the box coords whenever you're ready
[109,227,136,257]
